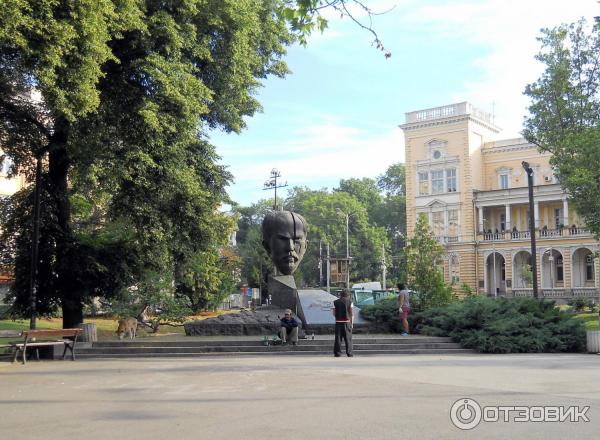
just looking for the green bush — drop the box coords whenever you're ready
[360,297,423,333]
[418,296,586,353]
[568,297,595,313]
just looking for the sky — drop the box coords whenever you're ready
[209,0,599,207]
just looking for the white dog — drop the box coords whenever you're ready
[116,318,138,339]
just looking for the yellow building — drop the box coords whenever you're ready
[401,102,599,302]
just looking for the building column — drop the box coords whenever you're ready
[563,199,569,228]
[478,206,484,233]
[505,204,511,231]
[534,201,540,229]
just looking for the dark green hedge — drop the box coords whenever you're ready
[361,296,586,353]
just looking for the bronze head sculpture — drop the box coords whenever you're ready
[262,210,308,275]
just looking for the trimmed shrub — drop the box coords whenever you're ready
[568,297,595,313]
[360,297,423,333]
[418,296,586,353]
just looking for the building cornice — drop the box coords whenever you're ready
[400,114,500,133]
[481,143,541,155]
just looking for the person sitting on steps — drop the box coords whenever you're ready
[279,309,299,345]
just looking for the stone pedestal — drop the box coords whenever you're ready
[268,275,298,312]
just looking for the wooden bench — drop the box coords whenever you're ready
[10,329,82,364]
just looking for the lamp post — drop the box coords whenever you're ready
[522,161,539,298]
[336,208,350,288]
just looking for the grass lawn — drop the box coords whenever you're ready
[573,312,600,331]
[0,309,239,348]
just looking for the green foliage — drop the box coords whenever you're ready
[460,282,474,297]
[418,296,586,353]
[524,19,600,239]
[404,215,453,309]
[520,264,533,288]
[107,270,192,332]
[176,248,240,312]
[285,187,388,287]
[0,0,293,326]
[567,297,597,313]
[360,297,401,332]
[280,0,390,57]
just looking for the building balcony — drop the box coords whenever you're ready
[477,226,591,242]
[499,287,599,299]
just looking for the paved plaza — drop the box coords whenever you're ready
[1,353,599,439]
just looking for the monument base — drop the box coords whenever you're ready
[268,274,298,312]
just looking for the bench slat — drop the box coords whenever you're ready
[13,341,71,347]
[22,329,81,338]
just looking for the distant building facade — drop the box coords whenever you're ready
[401,102,599,301]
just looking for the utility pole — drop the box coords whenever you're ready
[336,208,351,289]
[326,243,331,294]
[262,168,287,210]
[522,161,539,298]
[382,243,387,290]
[318,240,323,287]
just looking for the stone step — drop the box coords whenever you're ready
[76,348,474,358]
[93,337,454,348]
[70,335,475,359]
[78,342,463,355]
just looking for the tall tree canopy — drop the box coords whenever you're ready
[0,0,295,326]
[523,19,600,238]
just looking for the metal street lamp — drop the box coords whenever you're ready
[522,161,539,298]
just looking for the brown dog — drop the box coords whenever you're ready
[116,318,138,340]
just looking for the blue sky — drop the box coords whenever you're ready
[210,0,599,207]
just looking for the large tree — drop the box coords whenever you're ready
[523,19,600,238]
[0,0,293,327]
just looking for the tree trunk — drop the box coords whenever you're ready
[47,122,81,328]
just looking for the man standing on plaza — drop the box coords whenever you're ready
[332,289,354,357]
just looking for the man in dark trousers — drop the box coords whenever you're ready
[279,309,299,345]
[332,289,354,357]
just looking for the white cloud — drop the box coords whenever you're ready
[400,0,598,137]
[221,121,405,204]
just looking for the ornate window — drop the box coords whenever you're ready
[448,209,459,237]
[431,170,444,194]
[427,139,447,161]
[446,168,457,192]
[431,211,444,237]
[418,172,429,195]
